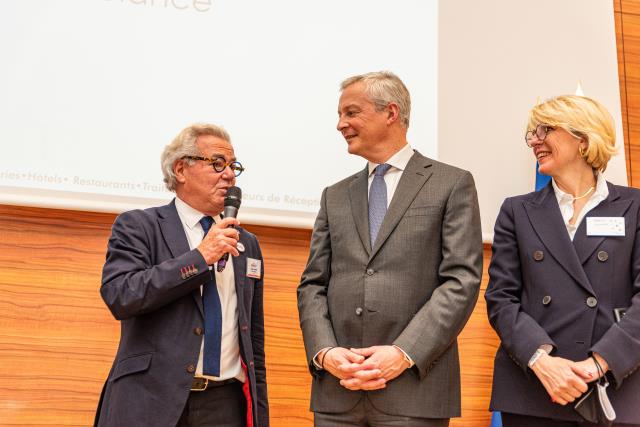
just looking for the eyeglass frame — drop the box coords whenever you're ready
[183,155,245,177]
[524,124,555,147]
[525,124,586,148]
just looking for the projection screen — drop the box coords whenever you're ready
[0,0,627,240]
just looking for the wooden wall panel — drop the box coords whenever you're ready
[0,204,498,426]
[620,2,640,186]
[622,0,640,15]
[615,9,632,182]
[0,206,118,427]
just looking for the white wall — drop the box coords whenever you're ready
[439,0,626,241]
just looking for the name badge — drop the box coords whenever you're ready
[586,217,625,236]
[246,258,262,279]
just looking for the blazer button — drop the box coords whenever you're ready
[355,307,363,316]
[249,361,254,367]
[533,250,544,261]
[366,268,375,276]
[186,364,196,373]
[597,251,609,262]
[542,295,552,306]
[241,325,248,332]
[586,297,598,308]
[194,327,203,336]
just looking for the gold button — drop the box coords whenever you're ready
[597,251,609,262]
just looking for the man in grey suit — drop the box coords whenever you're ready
[297,71,483,426]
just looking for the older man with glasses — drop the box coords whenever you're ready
[94,123,269,427]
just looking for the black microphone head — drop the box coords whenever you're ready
[224,186,242,209]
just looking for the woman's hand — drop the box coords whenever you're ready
[572,352,609,382]
[531,353,589,405]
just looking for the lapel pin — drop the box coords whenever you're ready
[237,242,245,253]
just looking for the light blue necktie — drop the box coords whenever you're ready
[199,216,223,377]
[369,163,392,246]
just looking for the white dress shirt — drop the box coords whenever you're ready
[552,173,609,241]
[174,196,245,382]
[367,143,415,206]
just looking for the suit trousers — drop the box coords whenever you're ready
[314,395,449,427]
[175,381,245,427]
[502,412,640,427]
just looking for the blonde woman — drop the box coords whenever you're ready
[486,96,640,426]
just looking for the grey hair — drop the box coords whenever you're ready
[161,123,231,192]
[340,71,411,128]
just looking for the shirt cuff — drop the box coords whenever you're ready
[313,347,331,370]
[393,345,415,367]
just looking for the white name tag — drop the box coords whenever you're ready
[586,217,625,236]
[246,258,262,279]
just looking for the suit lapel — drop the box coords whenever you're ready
[572,184,630,264]
[349,166,372,256]
[523,184,594,294]
[158,200,191,258]
[232,232,248,317]
[158,199,204,317]
[370,152,433,261]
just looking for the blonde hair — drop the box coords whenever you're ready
[161,123,231,191]
[341,71,411,128]
[527,95,617,172]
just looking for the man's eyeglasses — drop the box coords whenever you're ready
[525,124,555,147]
[184,156,245,177]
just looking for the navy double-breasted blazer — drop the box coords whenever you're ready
[485,182,640,423]
[94,200,268,427]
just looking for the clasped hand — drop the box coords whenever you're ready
[531,352,609,406]
[321,345,410,391]
[196,217,240,265]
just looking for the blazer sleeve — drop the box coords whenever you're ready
[485,198,556,371]
[297,187,338,369]
[100,209,210,320]
[393,171,483,379]
[590,199,640,387]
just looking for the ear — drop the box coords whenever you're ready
[386,103,400,125]
[580,134,590,150]
[173,159,187,184]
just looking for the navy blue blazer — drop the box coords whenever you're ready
[94,200,268,427]
[485,182,640,423]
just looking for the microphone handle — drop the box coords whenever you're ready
[217,205,239,272]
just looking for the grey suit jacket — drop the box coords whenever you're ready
[297,150,483,418]
[94,200,268,427]
[486,182,640,424]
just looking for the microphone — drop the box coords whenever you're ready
[217,186,242,272]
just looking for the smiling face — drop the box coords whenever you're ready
[336,82,391,161]
[530,126,587,177]
[173,134,236,215]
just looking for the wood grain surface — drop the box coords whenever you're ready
[1,1,638,425]
[0,204,497,426]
